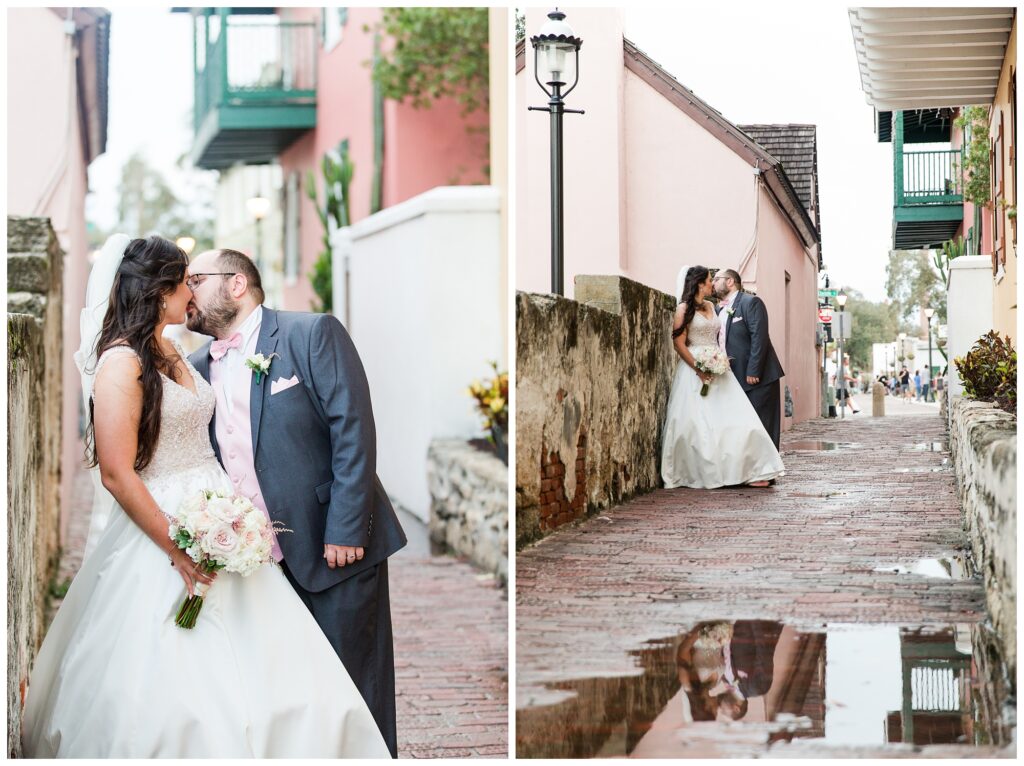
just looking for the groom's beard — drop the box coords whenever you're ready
[186,284,239,338]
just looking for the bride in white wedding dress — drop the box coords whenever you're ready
[21,235,390,758]
[660,266,785,489]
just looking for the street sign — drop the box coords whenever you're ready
[818,307,833,323]
[818,289,838,298]
[833,311,853,339]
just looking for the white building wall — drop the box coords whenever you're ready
[947,255,995,397]
[332,186,503,520]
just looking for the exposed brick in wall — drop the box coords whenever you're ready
[538,431,587,533]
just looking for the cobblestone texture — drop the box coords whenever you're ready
[48,455,508,758]
[517,396,1010,756]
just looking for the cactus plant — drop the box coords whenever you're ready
[306,140,354,313]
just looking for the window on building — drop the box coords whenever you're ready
[322,7,348,52]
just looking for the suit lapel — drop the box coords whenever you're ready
[191,343,222,463]
[193,343,212,383]
[250,308,279,455]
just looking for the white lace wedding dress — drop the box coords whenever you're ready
[660,311,785,489]
[22,344,390,758]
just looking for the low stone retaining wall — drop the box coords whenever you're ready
[515,276,677,548]
[7,216,64,758]
[7,316,52,756]
[946,395,1016,679]
[427,439,508,582]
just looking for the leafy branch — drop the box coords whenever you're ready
[369,8,489,117]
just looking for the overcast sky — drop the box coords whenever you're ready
[92,5,895,299]
[85,7,215,233]
[624,5,894,300]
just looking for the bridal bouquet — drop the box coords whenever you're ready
[168,489,278,629]
[692,347,731,396]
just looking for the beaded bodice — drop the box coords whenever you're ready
[686,310,722,349]
[93,341,218,484]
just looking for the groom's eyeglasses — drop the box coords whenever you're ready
[186,273,238,291]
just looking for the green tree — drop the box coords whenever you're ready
[114,152,214,251]
[515,9,525,42]
[885,249,944,328]
[838,288,899,371]
[371,8,489,117]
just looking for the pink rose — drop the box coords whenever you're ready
[201,523,241,558]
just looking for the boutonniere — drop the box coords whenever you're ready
[245,352,278,385]
[722,307,735,317]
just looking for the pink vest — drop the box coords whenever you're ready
[209,332,283,561]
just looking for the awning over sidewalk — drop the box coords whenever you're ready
[849,7,1015,110]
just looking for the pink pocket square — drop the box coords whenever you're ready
[270,375,300,395]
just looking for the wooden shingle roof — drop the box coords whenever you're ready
[737,125,818,219]
[738,124,821,256]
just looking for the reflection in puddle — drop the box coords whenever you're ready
[517,621,1014,758]
[874,555,973,579]
[910,442,949,452]
[784,441,862,451]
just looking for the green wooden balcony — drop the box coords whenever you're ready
[190,10,317,169]
[892,111,963,250]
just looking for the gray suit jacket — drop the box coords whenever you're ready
[190,308,407,593]
[718,291,784,392]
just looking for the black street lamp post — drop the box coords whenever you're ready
[528,9,584,296]
[925,307,935,401]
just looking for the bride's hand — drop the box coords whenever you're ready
[698,371,713,385]
[170,548,216,597]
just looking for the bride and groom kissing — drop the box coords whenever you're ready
[23,235,406,757]
[661,266,785,490]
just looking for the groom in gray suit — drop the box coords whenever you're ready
[185,248,406,757]
[713,269,784,454]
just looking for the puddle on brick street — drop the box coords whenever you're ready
[910,442,950,452]
[516,621,1014,758]
[784,441,864,451]
[873,554,974,579]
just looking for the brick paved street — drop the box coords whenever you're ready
[516,399,1012,757]
[51,456,508,759]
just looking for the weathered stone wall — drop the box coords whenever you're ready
[7,217,64,757]
[427,439,508,582]
[946,395,1016,680]
[516,276,677,548]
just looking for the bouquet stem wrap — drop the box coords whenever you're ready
[174,564,217,629]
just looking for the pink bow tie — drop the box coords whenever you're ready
[210,332,242,361]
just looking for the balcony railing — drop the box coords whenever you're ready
[194,17,317,136]
[896,149,964,207]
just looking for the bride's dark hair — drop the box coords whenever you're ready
[85,236,189,472]
[672,266,710,339]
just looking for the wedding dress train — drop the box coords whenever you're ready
[660,311,785,489]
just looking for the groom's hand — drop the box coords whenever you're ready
[746,376,760,385]
[324,544,365,568]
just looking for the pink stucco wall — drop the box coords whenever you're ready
[278,7,489,311]
[516,8,820,426]
[7,8,94,535]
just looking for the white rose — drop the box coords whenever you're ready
[206,497,241,525]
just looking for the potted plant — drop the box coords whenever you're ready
[467,362,509,464]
